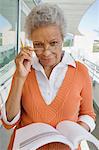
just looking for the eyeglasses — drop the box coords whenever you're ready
[33,41,62,54]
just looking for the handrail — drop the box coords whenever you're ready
[80,57,99,82]
[83,58,99,71]
[0,60,15,87]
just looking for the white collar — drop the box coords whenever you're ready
[31,50,76,72]
[60,50,76,68]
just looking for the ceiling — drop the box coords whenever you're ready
[0,0,96,35]
[42,0,96,35]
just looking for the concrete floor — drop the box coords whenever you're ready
[87,108,99,150]
[0,108,99,150]
[0,126,13,150]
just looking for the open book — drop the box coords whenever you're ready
[13,120,99,150]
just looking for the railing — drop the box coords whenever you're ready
[0,60,15,86]
[0,61,15,109]
[80,58,99,83]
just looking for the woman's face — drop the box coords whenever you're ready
[31,25,63,68]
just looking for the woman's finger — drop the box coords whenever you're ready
[15,53,32,65]
[21,46,34,54]
[19,51,32,58]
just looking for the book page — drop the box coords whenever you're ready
[13,122,73,150]
[56,120,99,149]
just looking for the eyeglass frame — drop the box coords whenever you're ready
[33,40,62,54]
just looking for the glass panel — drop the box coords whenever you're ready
[20,0,35,46]
[0,0,18,85]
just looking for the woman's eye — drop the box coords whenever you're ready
[34,43,43,48]
[50,41,58,46]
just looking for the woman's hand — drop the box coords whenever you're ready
[15,47,33,79]
[5,47,34,122]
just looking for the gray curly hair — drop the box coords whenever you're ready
[25,3,66,40]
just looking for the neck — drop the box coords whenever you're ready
[44,67,53,79]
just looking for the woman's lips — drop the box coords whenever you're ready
[41,57,53,63]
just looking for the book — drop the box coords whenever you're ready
[13,120,99,150]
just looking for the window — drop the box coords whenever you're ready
[20,0,35,46]
[0,0,18,86]
[93,40,99,52]
[0,33,2,46]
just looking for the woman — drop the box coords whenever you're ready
[1,3,96,150]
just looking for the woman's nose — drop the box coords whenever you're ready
[43,44,51,56]
[43,49,51,56]
[44,43,50,50]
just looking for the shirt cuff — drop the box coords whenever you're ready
[1,103,20,125]
[78,115,96,132]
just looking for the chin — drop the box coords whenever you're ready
[40,60,55,67]
[40,58,54,65]
[43,63,58,69]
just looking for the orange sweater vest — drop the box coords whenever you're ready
[2,62,95,150]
